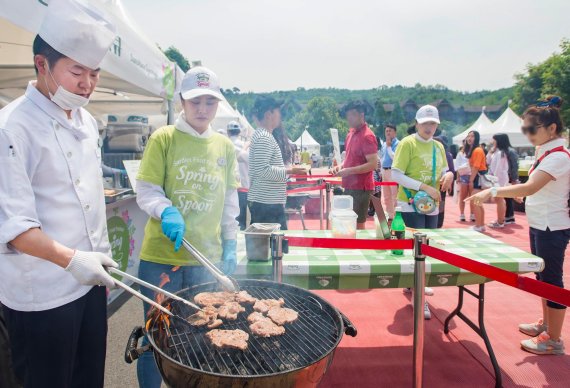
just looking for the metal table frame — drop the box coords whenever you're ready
[270,233,503,388]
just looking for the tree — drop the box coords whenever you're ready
[374,99,387,128]
[513,39,570,125]
[391,102,405,125]
[163,46,190,72]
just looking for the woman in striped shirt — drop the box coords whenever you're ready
[248,96,306,230]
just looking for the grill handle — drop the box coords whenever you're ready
[125,326,150,363]
[339,312,357,337]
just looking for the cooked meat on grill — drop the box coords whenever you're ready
[253,298,285,314]
[186,306,218,326]
[247,311,267,324]
[206,329,249,351]
[206,319,223,329]
[194,291,235,306]
[235,290,257,304]
[217,301,246,320]
[249,319,286,337]
[267,307,299,325]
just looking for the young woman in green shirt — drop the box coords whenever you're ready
[134,67,240,388]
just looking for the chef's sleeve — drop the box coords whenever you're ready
[0,129,42,253]
[221,145,240,240]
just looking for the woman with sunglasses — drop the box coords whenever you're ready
[467,96,569,355]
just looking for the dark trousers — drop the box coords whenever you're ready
[249,201,288,230]
[237,191,248,230]
[2,286,107,388]
[530,227,570,309]
[437,191,447,228]
[402,212,438,229]
[505,198,515,220]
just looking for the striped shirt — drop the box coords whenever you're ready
[248,128,287,204]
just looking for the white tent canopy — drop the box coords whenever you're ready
[294,130,321,155]
[0,0,184,98]
[210,98,255,139]
[452,112,493,146]
[484,107,530,148]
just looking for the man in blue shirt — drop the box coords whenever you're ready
[380,124,399,219]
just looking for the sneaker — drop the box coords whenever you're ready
[504,218,516,225]
[459,214,466,222]
[519,319,548,337]
[487,221,505,229]
[521,332,565,355]
[404,287,434,296]
[424,302,432,320]
[471,225,486,233]
[470,214,476,222]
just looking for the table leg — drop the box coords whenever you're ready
[444,285,502,388]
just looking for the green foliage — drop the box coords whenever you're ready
[396,123,411,139]
[283,97,348,144]
[512,39,570,126]
[163,46,190,72]
[390,103,405,125]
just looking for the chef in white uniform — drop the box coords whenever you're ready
[0,1,118,387]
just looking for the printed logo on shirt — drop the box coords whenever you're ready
[217,157,226,167]
[173,158,223,215]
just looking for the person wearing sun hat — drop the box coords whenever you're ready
[135,66,239,387]
[0,0,118,386]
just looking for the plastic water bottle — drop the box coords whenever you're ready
[391,207,406,255]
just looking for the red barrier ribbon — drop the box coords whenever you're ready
[422,244,570,308]
[287,184,326,194]
[374,182,398,186]
[285,236,414,250]
[290,174,334,179]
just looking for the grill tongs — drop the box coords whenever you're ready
[181,238,240,293]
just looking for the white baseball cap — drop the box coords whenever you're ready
[38,0,116,69]
[415,105,440,124]
[180,66,224,101]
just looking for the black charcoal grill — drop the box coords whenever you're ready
[126,279,356,387]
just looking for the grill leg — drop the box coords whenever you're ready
[299,209,307,230]
[444,285,502,388]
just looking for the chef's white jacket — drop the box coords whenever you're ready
[0,82,111,311]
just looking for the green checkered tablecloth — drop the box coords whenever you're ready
[234,228,544,290]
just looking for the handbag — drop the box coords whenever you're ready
[403,144,437,215]
[478,171,499,189]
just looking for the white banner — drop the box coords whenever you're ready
[330,128,342,167]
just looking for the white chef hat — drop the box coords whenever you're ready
[38,0,117,69]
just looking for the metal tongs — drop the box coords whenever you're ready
[181,238,240,292]
[108,267,203,315]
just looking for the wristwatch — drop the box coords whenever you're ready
[490,187,498,198]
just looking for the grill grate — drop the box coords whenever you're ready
[150,285,340,376]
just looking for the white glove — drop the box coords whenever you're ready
[65,250,118,289]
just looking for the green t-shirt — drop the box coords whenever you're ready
[137,126,239,266]
[392,135,448,203]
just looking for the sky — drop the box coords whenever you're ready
[121,0,570,93]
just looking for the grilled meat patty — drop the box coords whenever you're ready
[187,306,218,326]
[206,329,249,351]
[253,298,285,314]
[194,291,235,307]
[249,319,286,337]
[267,307,299,325]
[217,301,246,320]
[247,311,267,324]
[235,290,257,304]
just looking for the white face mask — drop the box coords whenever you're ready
[44,61,90,110]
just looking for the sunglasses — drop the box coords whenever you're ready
[521,124,544,135]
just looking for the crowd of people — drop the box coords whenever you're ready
[0,4,568,386]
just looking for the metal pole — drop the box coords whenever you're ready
[319,179,324,230]
[325,182,331,230]
[270,232,285,283]
[413,232,428,388]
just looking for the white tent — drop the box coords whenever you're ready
[210,98,255,139]
[294,130,321,155]
[0,0,184,98]
[484,107,530,148]
[452,112,493,146]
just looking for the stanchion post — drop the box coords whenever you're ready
[270,232,285,283]
[325,182,331,230]
[319,179,324,230]
[413,232,428,388]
